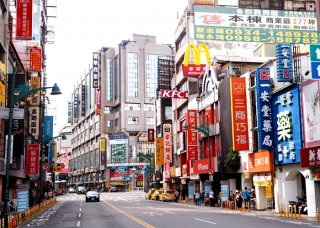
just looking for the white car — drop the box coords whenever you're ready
[86,190,100,202]
[68,187,76,193]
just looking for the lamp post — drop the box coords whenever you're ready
[3,65,61,227]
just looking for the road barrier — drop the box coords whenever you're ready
[0,197,57,228]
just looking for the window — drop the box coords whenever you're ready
[125,103,141,111]
[128,117,139,125]
[107,120,113,128]
[106,58,114,101]
[95,148,99,168]
[144,104,154,111]
[115,55,120,99]
[114,118,119,127]
[147,117,154,125]
[127,53,139,97]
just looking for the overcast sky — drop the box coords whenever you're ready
[46,0,188,134]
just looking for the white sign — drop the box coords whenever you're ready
[0,108,24,119]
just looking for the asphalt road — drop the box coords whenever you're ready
[19,192,320,228]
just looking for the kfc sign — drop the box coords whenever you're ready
[160,89,187,99]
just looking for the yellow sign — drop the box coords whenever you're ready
[99,138,106,152]
[170,167,175,177]
[182,44,211,77]
[266,184,273,199]
[155,137,164,166]
[244,172,250,179]
[29,76,41,106]
[0,61,6,109]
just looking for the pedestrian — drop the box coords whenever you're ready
[209,190,214,207]
[235,190,243,209]
[200,191,204,205]
[195,190,200,206]
[218,191,222,207]
[175,189,180,203]
[243,187,250,209]
[205,193,209,206]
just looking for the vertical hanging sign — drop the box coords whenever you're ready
[16,0,33,40]
[27,144,40,175]
[81,85,86,116]
[187,110,198,160]
[276,44,293,82]
[163,124,172,163]
[100,138,106,166]
[29,48,42,72]
[155,137,164,166]
[148,129,155,142]
[92,52,99,88]
[230,77,249,151]
[96,88,101,115]
[67,101,72,123]
[256,68,273,151]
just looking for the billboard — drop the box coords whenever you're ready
[272,85,302,165]
[193,6,318,44]
[186,110,199,160]
[29,48,42,72]
[230,77,249,151]
[256,68,273,151]
[92,52,99,88]
[155,137,164,166]
[183,44,211,77]
[301,80,320,148]
[26,144,40,175]
[16,0,33,40]
[81,85,86,116]
[248,151,273,173]
[163,124,172,163]
[96,88,101,115]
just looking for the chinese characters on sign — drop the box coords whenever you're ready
[16,0,33,40]
[300,146,320,168]
[67,101,72,123]
[92,52,99,88]
[230,77,249,151]
[155,137,164,166]
[81,85,86,117]
[96,88,101,116]
[193,6,318,44]
[183,44,211,77]
[248,151,273,173]
[256,68,273,151]
[272,85,302,165]
[187,110,199,160]
[73,92,78,122]
[148,129,155,142]
[27,144,40,175]
[276,44,293,82]
[29,48,42,72]
[163,124,172,163]
[29,107,39,137]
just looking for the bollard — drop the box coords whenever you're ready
[294,205,297,219]
[286,205,290,218]
[248,201,250,213]
[279,204,283,217]
[317,208,320,222]
[298,206,301,220]
[290,205,293,218]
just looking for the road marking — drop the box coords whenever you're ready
[105,201,155,228]
[165,211,176,214]
[78,213,81,217]
[77,221,80,227]
[79,208,81,211]
[195,218,216,225]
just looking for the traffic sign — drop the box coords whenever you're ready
[42,163,49,171]
[138,164,143,170]
[310,45,320,79]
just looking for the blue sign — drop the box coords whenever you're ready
[311,61,320,79]
[256,68,273,151]
[276,44,293,82]
[17,189,29,212]
[272,85,302,165]
[43,116,53,143]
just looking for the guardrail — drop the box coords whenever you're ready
[0,197,56,228]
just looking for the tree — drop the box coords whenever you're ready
[224,149,241,171]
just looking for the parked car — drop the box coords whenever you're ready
[77,186,86,194]
[145,189,155,200]
[85,190,100,202]
[151,190,163,200]
[110,187,117,192]
[68,187,76,193]
[159,190,175,202]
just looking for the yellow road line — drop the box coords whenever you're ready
[106,202,155,228]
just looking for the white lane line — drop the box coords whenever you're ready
[79,208,81,212]
[165,211,176,214]
[195,218,216,225]
[77,221,81,227]
[78,213,81,217]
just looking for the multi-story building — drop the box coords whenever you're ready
[168,0,318,215]
[69,34,174,191]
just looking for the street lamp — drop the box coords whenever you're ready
[3,65,61,227]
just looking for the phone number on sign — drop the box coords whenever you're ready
[195,26,319,44]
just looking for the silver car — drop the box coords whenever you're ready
[85,190,100,202]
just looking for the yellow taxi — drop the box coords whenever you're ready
[159,190,176,202]
[151,189,163,200]
[145,189,155,200]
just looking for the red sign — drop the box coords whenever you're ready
[42,163,49,171]
[300,146,320,168]
[29,48,42,72]
[187,110,198,160]
[193,159,209,174]
[96,88,101,115]
[230,77,249,151]
[148,129,155,142]
[160,89,188,99]
[27,144,40,175]
[16,0,33,40]
[248,151,274,172]
[138,164,143,170]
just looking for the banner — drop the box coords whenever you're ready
[183,44,211,77]
[163,124,172,163]
[29,48,42,72]
[16,0,33,40]
[100,138,106,165]
[147,129,155,142]
[248,151,273,173]
[155,137,164,166]
[187,110,198,160]
[27,144,40,175]
[230,77,249,151]
[256,68,273,151]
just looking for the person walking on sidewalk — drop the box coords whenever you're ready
[195,190,200,206]
[209,190,214,207]
[175,189,180,203]
[243,187,250,209]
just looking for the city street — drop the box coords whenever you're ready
[19,191,320,228]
